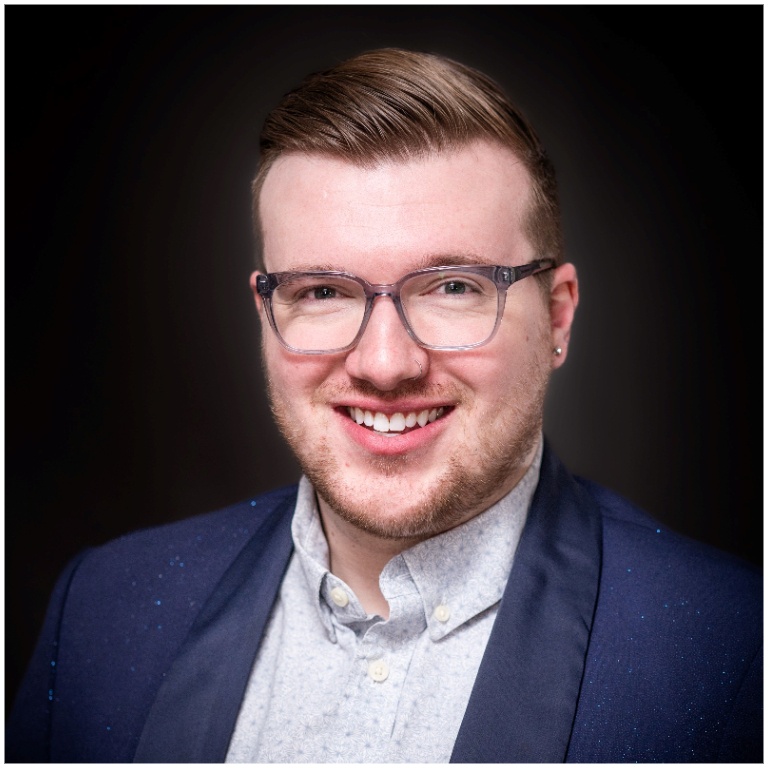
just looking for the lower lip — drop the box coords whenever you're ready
[335,408,451,456]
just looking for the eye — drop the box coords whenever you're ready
[293,282,349,302]
[311,285,337,300]
[410,272,488,300]
[441,280,469,295]
[430,277,482,296]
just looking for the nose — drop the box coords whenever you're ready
[345,296,428,391]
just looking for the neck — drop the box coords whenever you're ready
[316,502,423,619]
[315,488,515,618]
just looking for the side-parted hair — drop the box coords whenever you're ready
[252,48,562,269]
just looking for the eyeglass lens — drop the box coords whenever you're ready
[270,270,500,351]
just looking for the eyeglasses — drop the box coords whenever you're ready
[256,259,555,354]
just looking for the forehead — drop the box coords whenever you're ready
[258,141,534,276]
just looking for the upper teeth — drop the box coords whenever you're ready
[347,406,445,433]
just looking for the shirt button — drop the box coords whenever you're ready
[434,604,451,622]
[368,659,389,682]
[330,587,349,607]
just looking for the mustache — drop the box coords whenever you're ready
[313,377,463,404]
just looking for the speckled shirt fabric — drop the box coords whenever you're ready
[226,441,542,763]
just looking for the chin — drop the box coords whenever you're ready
[298,413,542,542]
[309,463,473,541]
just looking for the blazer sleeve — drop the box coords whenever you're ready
[6,550,91,762]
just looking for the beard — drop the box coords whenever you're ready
[265,342,551,543]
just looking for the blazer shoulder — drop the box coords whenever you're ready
[80,483,298,570]
[575,475,761,594]
[54,485,299,624]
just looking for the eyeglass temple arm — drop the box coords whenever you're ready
[504,258,556,283]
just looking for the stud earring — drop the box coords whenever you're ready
[554,347,563,356]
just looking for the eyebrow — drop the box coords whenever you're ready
[280,253,492,274]
[412,253,491,269]
[279,263,340,272]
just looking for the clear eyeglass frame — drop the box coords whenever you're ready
[256,258,556,354]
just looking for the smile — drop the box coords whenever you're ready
[346,406,447,435]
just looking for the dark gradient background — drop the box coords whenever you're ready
[6,7,762,709]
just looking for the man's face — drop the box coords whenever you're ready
[254,141,577,543]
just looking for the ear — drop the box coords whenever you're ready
[549,262,578,368]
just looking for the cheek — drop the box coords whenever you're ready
[438,351,514,415]
[451,319,549,401]
[500,299,551,358]
[263,340,336,402]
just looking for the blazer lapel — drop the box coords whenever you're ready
[133,494,295,762]
[451,445,602,763]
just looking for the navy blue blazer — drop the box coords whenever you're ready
[7,446,762,762]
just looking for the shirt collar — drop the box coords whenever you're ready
[290,438,543,642]
[291,478,338,637]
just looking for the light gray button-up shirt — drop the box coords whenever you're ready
[227,441,542,763]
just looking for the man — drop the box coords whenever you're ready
[7,48,761,763]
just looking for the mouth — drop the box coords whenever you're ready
[344,406,449,436]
